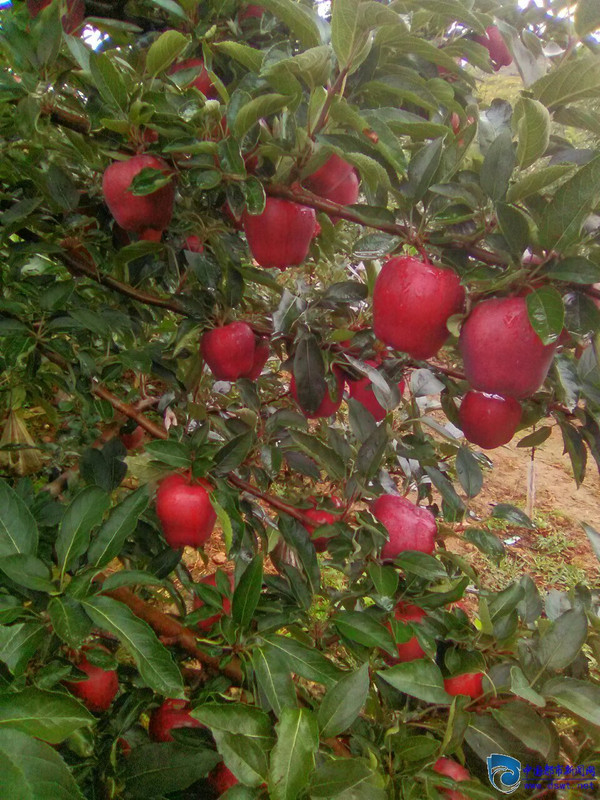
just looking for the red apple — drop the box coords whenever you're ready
[450,112,461,135]
[474,26,512,71]
[241,337,270,380]
[102,155,174,234]
[347,360,405,422]
[149,698,203,742]
[373,256,465,359]
[458,391,521,449]
[243,198,316,269]
[169,58,216,97]
[120,424,145,450]
[459,296,557,399]
[302,507,339,553]
[386,603,427,663]
[208,762,239,794]
[201,322,256,381]
[185,235,204,253]
[290,366,344,419]
[139,228,162,242]
[372,495,436,560]
[193,572,234,632]
[27,0,85,33]
[64,645,119,712]
[239,4,264,19]
[444,672,484,699]
[433,758,470,800]
[156,473,216,548]
[304,154,355,197]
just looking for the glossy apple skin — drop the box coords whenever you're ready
[347,360,405,422]
[201,322,256,381]
[184,235,204,253]
[304,155,359,221]
[193,572,234,632]
[444,672,484,699]
[156,474,217,548]
[459,296,557,400]
[149,699,203,742]
[243,198,316,269]
[303,508,338,553]
[433,758,470,800]
[169,58,216,97]
[64,647,119,712]
[102,155,174,233]
[372,495,436,560]
[386,603,427,663]
[458,391,521,449]
[208,762,239,793]
[241,338,270,380]
[120,425,145,450]
[290,367,344,419]
[373,257,465,359]
[27,0,85,33]
[475,26,513,71]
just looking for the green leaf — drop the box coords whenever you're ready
[575,0,600,36]
[526,286,564,345]
[48,597,92,648]
[546,256,600,284]
[356,425,388,480]
[537,606,587,669]
[259,0,321,47]
[0,729,84,799]
[0,623,45,676]
[293,335,326,416]
[0,554,54,593]
[480,130,515,201]
[542,677,600,727]
[88,487,150,568]
[491,504,535,528]
[582,521,600,563]
[214,431,255,475]
[212,731,269,786]
[331,0,371,69]
[309,760,383,799]
[463,528,505,559]
[233,94,291,139]
[464,713,528,763]
[56,486,110,580]
[125,743,220,797]
[0,688,94,744]
[424,467,465,516]
[377,661,451,704]
[144,440,192,468]
[89,51,128,112]
[506,164,575,203]
[193,703,274,743]
[45,165,80,212]
[215,41,264,72]
[516,427,552,448]
[538,155,600,251]
[333,611,396,655]
[514,98,550,169]
[509,665,545,707]
[496,203,531,255]
[231,555,263,630]
[559,419,587,487]
[404,138,443,201]
[317,663,369,738]
[263,635,341,687]
[492,701,553,758]
[269,708,319,800]
[0,478,38,557]
[455,447,483,498]
[251,646,298,717]
[146,30,189,75]
[289,431,345,481]
[81,596,184,697]
[532,55,600,109]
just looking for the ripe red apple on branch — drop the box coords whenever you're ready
[193,572,234,631]
[156,474,217,548]
[201,322,256,381]
[474,26,513,71]
[242,197,317,269]
[241,337,270,380]
[304,154,360,219]
[386,603,427,663]
[207,762,239,794]
[149,698,204,742]
[458,391,522,449]
[373,256,465,359]
[302,506,340,552]
[443,672,484,699]
[372,495,437,560]
[433,758,471,800]
[64,645,119,712]
[347,359,405,422]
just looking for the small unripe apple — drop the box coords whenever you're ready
[102,155,174,234]
[208,762,239,794]
[347,360,405,422]
[201,322,256,381]
[372,495,436,560]
[444,672,484,699]
[120,424,145,450]
[243,198,316,269]
[303,507,339,553]
[433,758,471,800]
[27,0,85,33]
[193,572,234,632]
[458,391,521,449]
[386,603,427,663]
[474,26,513,71]
[156,473,217,548]
[459,296,557,399]
[149,698,203,742]
[373,257,465,359]
[290,367,345,419]
[64,645,119,712]
[184,235,204,253]
[241,338,270,380]
[169,58,216,97]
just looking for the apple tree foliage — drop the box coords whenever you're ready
[2,0,600,797]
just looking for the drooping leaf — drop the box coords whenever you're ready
[0,688,94,744]
[56,486,110,579]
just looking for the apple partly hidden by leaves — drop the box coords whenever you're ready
[242,197,317,269]
[239,3,264,20]
[193,572,234,632]
[290,366,345,419]
[372,495,437,560]
[459,296,557,399]
[148,698,204,742]
[373,256,465,359]
[347,360,405,422]
[242,337,270,380]
[64,645,119,712]
[433,758,471,800]
[26,0,85,33]
[201,322,256,381]
[156,474,217,548]
[184,235,204,253]
[458,391,522,449]
[303,507,339,553]
[119,424,145,450]
[102,155,174,235]
[386,603,427,663]
[443,672,484,699]
[474,26,513,71]
[304,154,360,219]
[169,58,216,97]
[207,762,239,794]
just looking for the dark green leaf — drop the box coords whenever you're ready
[289,431,345,481]
[144,440,192,469]
[0,478,38,557]
[88,487,150,568]
[56,487,110,579]
[89,51,128,112]
[537,607,587,669]
[480,130,515,201]
[231,555,263,630]
[0,729,84,799]
[356,425,388,480]
[193,703,273,742]
[545,256,600,284]
[377,661,451,703]
[251,646,298,717]
[582,522,600,563]
[214,431,255,475]
[125,743,219,797]
[333,611,396,655]
[455,447,483,498]
[492,701,553,758]
[0,554,54,593]
[309,759,383,799]
[269,708,319,800]
[48,597,93,648]
[526,286,564,345]
[263,635,341,687]
[0,688,94,744]
[491,504,535,528]
[516,427,552,448]
[0,623,45,676]
[317,663,369,738]
[146,30,189,75]
[293,336,326,416]
[542,677,600,727]
[464,528,505,559]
